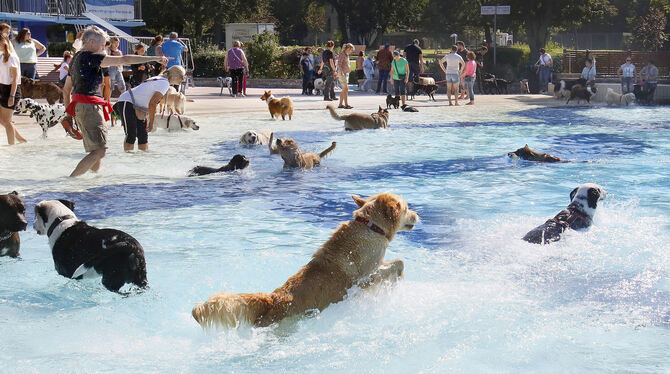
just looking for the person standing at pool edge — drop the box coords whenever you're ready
[535,48,552,93]
[389,50,409,107]
[439,45,464,106]
[0,34,26,145]
[317,40,337,101]
[63,26,167,177]
[617,56,635,94]
[404,39,424,98]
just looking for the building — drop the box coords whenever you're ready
[0,0,144,52]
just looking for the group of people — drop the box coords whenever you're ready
[536,48,660,98]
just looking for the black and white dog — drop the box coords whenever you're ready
[400,104,419,112]
[217,76,233,96]
[188,154,250,176]
[15,98,67,138]
[523,183,606,244]
[33,200,148,292]
[566,83,597,105]
[553,78,586,99]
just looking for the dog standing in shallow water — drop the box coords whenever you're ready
[0,192,27,258]
[192,193,419,328]
[260,90,294,120]
[523,183,606,244]
[327,105,389,130]
[269,133,336,168]
[33,200,148,292]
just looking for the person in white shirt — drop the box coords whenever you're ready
[0,34,26,145]
[58,51,72,84]
[581,58,596,83]
[438,45,465,106]
[112,65,185,151]
[617,57,635,94]
[535,48,552,93]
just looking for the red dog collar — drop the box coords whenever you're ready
[355,216,385,236]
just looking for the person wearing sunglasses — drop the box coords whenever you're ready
[617,56,636,94]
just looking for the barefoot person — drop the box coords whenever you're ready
[439,45,464,106]
[63,26,167,177]
[460,51,477,105]
[336,43,354,109]
[0,34,26,145]
[113,65,185,152]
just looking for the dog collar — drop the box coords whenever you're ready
[0,230,12,241]
[355,216,385,236]
[566,205,591,225]
[47,215,75,237]
[372,114,387,129]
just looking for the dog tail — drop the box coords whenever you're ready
[319,141,337,159]
[327,105,344,121]
[192,292,273,328]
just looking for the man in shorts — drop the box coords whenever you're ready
[439,45,465,106]
[63,26,167,177]
[404,39,424,98]
[456,41,469,99]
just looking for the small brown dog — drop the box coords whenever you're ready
[327,105,389,130]
[508,145,566,163]
[268,132,336,168]
[260,90,293,120]
[21,77,62,105]
[192,192,419,328]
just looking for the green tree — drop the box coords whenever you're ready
[304,3,328,45]
[633,8,668,50]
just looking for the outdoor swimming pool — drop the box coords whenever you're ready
[1,102,669,372]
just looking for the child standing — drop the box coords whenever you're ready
[107,37,126,95]
[57,51,72,84]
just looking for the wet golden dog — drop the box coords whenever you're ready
[327,105,389,130]
[159,87,193,114]
[260,90,293,120]
[268,132,336,168]
[192,193,419,328]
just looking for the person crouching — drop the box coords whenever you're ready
[63,26,167,177]
[113,65,185,152]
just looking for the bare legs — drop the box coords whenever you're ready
[338,82,349,108]
[447,83,459,106]
[70,148,106,177]
[0,106,26,145]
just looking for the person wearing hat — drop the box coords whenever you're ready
[113,65,185,152]
[389,49,409,106]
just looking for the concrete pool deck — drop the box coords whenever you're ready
[11,87,563,130]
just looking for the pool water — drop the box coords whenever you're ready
[1,103,669,372]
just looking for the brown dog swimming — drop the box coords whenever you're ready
[268,132,336,168]
[192,193,419,328]
[508,145,566,163]
[0,191,28,258]
[327,105,389,130]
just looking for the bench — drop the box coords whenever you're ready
[36,57,63,84]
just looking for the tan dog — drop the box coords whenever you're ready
[159,87,194,114]
[192,193,419,328]
[260,90,293,120]
[21,77,62,105]
[268,132,336,168]
[327,105,389,130]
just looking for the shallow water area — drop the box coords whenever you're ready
[1,100,669,372]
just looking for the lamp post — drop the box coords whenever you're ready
[450,33,457,45]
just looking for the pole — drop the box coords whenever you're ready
[493,11,497,66]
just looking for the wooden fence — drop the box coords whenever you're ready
[562,50,670,77]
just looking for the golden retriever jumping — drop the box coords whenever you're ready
[192,193,419,329]
[260,90,294,120]
[268,132,336,168]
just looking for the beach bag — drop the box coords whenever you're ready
[393,60,406,80]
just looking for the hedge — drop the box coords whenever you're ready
[47,42,74,57]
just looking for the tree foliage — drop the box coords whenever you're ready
[633,8,668,50]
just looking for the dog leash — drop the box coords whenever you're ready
[165,113,185,129]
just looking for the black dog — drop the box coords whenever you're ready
[410,76,437,101]
[495,78,510,94]
[633,84,656,105]
[386,95,400,109]
[566,83,597,104]
[401,104,419,112]
[0,191,27,258]
[188,154,250,176]
[523,184,606,244]
[33,199,148,292]
[481,73,498,94]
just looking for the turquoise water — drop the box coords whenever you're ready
[1,103,669,372]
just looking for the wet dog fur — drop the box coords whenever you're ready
[188,154,250,176]
[191,192,419,328]
[240,129,273,145]
[522,183,606,244]
[327,105,389,131]
[268,132,336,168]
[0,191,27,258]
[508,144,566,163]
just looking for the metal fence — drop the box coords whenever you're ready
[562,49,670,77]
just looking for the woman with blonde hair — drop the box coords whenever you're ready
[0,34,26,144]
[336,43,354,109]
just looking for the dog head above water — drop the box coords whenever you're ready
[569,183,606,217]
[260,90,274,102]
[33,199,77,236]
[240,130,264,145]
[228,154,250,170]
[275,137,298,152]
[0,191,28,233]
[352,193,419,240]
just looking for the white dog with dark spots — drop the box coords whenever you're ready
[240,129,273,145]
[33,199,148,293]
[523,183,607,244]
